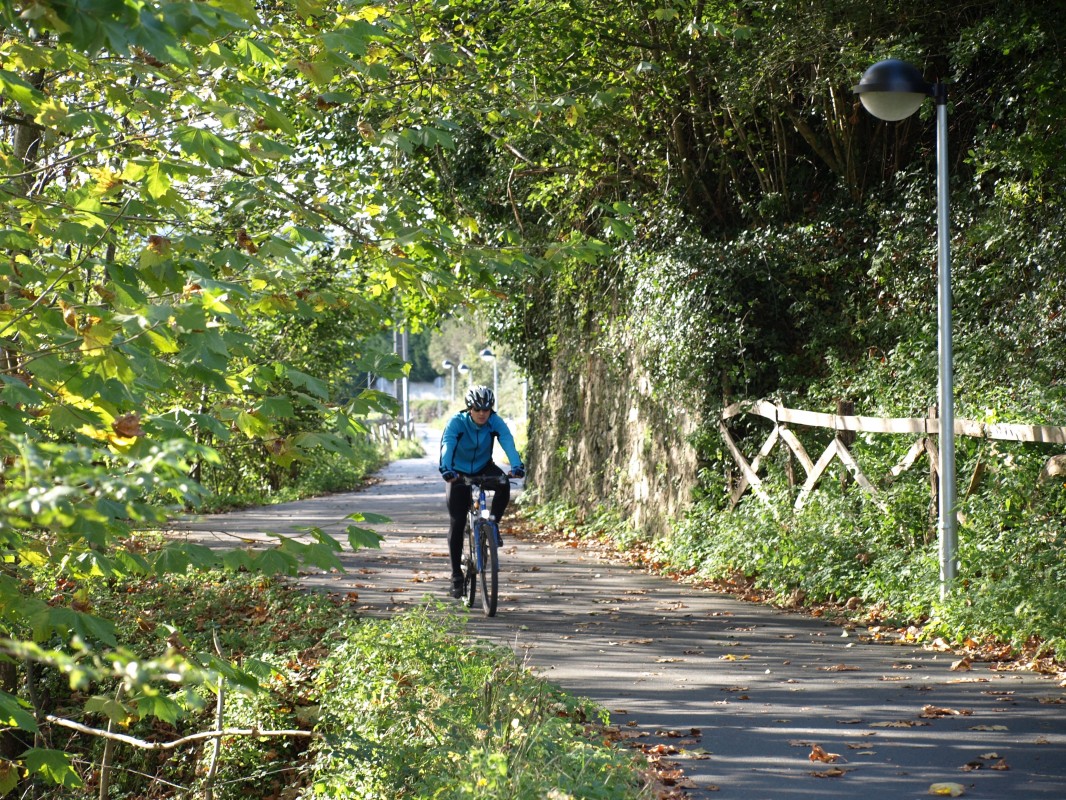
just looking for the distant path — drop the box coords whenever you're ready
[175,434,1066,799]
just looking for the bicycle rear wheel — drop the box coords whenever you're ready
[475,519,499,617]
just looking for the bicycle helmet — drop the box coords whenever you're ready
[465,385,495,410]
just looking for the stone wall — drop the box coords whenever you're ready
[525,341,701,538]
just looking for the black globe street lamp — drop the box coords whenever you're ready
[853,59,957,599]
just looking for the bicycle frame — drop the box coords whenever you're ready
[460,475,510,616]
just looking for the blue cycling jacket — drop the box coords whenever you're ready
[439,411,523,475]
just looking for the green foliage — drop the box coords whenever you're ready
[6,572,644,799]
[1,0,550,787]
[304,604,647,800]
[389,437,426,460]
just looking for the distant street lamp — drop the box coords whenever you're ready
[853,58,957,599]
[479,347,498,406]
[457,362,470,391]
[441,358,456,403]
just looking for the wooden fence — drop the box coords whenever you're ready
[366,417,415,449]
[719,399,1066,513]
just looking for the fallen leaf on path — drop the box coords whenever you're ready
[920,705,972,718]
[1036,696,1066,704]
[808,744,843,763]
[655,601,688,611]
[969,725,1008,731]
[928,782,966,796]
[622,638,654,645]
[820,664,860,672]
[809,767,848,778]
[642,744,679,755]
[950,657,973,671]
[871,720,930,728]
[655,657,685,663]
[962,752,1009,771]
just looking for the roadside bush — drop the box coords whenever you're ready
[201,439,385,512]
[304,604,648,800]
[17,573,645,799]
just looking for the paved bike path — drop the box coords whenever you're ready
[175,443,1066,800]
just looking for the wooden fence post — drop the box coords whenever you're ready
[837,400,855,490]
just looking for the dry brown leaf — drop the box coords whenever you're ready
[810,767,849,778]
[112,413,145,438]
[820,664,861,672]
[920,705,972,718]
[808,744,843,763]
[950,657,973,671]
[969,725,1008,731]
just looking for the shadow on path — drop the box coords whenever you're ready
[174,444,1066,800]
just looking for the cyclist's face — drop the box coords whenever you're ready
[469,407,491,424]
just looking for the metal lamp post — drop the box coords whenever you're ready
[441,358,456,403]
[457,362,470,391]
[853,58,957,599]
[479,347,498,404]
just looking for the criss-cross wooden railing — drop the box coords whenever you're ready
[719,400,1066,512]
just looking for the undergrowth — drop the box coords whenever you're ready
[22,571,647,799]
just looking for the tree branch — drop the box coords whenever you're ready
[45,715,316,750]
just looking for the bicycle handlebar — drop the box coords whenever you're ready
[460,475,512,488]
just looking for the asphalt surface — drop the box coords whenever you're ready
[175,432,1066,799]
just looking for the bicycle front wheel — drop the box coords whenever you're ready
[462,522,477,608]
[475,519,499,617]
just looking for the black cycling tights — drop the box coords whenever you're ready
[444,463,510,577]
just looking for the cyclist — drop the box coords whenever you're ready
[439,385,525,598]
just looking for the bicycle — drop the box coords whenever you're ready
[459,475,510,617]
